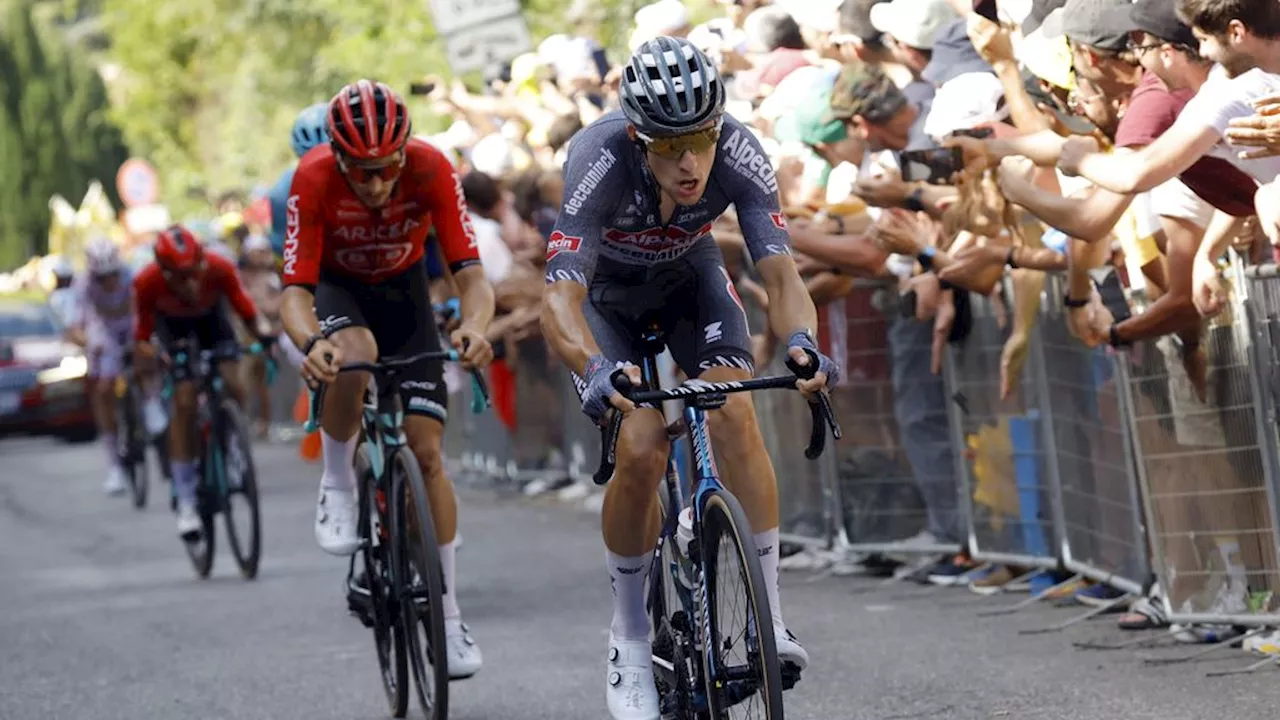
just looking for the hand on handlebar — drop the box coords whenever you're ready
[581,355,641,423]
[450,326,494,370]
[786,331,841,399]
[303,337,342,386]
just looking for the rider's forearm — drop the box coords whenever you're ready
[280,286,320,350]
[453,265,495,335]
[1197,209,1247,263]
[541,281,603,376]
[757,255,819,341]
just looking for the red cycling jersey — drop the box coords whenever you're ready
[133,253,259,342]
[282,138,480,287]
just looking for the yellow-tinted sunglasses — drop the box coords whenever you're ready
[637,120,723,158]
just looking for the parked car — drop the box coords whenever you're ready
[0,298,95,442]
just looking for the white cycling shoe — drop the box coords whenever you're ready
[774,624,809,671]
[315,486,360,556]
[606,633,660,720]
[103,467,128,497]
[176,502,202,540]
[444,618,483,679]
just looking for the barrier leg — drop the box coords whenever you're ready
[1204,654,1280,677]
[1141,627,1264,666]
[975,573,1083,617]
[1019,593,1132,635]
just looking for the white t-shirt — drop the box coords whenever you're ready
[1180,65,1280,183]
[468,213,513,285]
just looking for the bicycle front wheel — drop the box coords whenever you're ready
[389,447,449,720]
[700,490,784,720]
[118,387,149,509]
[218,399,261,580]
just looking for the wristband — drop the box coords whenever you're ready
[903,187,925,213]
[831,214,846,235]
[1006,247,1018,269]
[301,332,325,357]
[1108,324,1129,348]
[917,246,937,272]
[1064,295,1089,308]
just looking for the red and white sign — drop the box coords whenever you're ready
[116,158,160,208]
[546,231,582,261]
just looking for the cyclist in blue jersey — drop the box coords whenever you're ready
[267,103,330,257]
[540,36,841,720]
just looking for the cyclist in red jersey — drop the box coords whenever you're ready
[279,80,495,679]
[133,225,272,538]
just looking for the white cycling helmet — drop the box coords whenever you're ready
[85,235,123,276]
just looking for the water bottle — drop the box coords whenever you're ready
[674,507,698,590]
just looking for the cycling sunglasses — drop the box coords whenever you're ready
[637,120,723,159]
[337,150,406,184]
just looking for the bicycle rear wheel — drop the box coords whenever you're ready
[357,445,409,717]
[700,490,784,719]
[118,387,149,509]
[218,399,262,579]
[390,447,449,720]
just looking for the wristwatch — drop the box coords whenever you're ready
[903,186,925,213]
[1006,247,1018,269]
[302,331,325,357]
[1108,324,1129,348]
[1064,295,1089,308]
[917,245,937,272]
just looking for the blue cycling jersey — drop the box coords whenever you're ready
[545,111,792,287]
[267,167,294,257]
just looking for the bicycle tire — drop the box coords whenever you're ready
[700,490,784,719]
[389,446,449,720]
[218,399,262,580]
[357,445,409,717]
[119,387,149,509]
[183,483,217,579]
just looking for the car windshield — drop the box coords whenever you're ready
[0,304,58,338]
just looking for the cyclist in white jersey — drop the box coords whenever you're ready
[541,36,841,720]
[65,237,144,495]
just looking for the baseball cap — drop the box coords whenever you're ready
[1019,0,1068,35]
[922,72,1009,141]
[869,0,959,50]
[1038,0,1131,53]
[1110,0,1199,49]
[775,88,849,146]
[773,0,843,34]
[824,59,910,125]
[921,18,994,87]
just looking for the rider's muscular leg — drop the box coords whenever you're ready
[405,416,463,619]
[320,327,377,488]
[170,380,199,505]
[92,377,119,467]
[602,408,668,640]
[701,365,786,629]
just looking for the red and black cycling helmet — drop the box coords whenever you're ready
[327,80,412,160]
[154,224,204,273]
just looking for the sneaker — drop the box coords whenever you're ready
[444,618,483,679]
[1242,629,1280,655]
[1171,623,1243,644]
[774,624,809,671]
[605,633,660,720]
[315,486,360,556]
[176,502,202,540]
[103,467,128,497]
[1074,583,1128,609]
[968,565,1014,596]
[1039,577,1086,602]
[926,554,977,586]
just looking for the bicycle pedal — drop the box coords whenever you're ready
[781,662,802,691]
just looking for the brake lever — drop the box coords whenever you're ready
[785,347,842,458]
[592,369,637,486]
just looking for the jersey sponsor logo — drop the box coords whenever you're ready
[400,379,437,391]
[408,396,447,419]
[283,195,301,276]
[452,174,479,249]
[318,314,351,334]
[721,128,779,196]
[604,222,713,252]
[697,355,753,372]
[563,147,618,216]
[336,209,366,220]
[546,268,589,285]
[332,218,422,243]
[769,212,787,230]
[704,321,723,343]
[764,243,792,257]
[546,231,583,261]
[334,242,415,274]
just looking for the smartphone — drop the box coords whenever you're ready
[1089,267,1133,324]
[899,147,963,185]
[409,81,437,96]
[950,127,994,140]
[974,0,999,22]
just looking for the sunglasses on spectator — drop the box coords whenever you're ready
[637,120,723,158]
[336,151,406,184]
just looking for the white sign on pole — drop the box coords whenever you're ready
[427,0,521,35]
[443,13,534,74]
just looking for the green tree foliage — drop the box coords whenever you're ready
[0,0,128,270]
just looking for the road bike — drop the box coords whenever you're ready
[164,338,275,579]
[305,348,488,719]
[594,325,840,719]
[115,349,153,509]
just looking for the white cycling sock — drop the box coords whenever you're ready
[439,540,461,620]
[607,550,651,641]
[754,528,784,629]
[173,461,197,504]
[320,430,357,492]
[101,431,119,469]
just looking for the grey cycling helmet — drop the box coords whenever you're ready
[620,36,725,137]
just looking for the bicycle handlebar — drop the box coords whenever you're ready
[303,349,490,434]
[592,348,842,485]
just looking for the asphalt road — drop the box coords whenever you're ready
[3,434,1279,720]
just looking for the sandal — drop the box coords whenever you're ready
[1118,595,1168,630]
